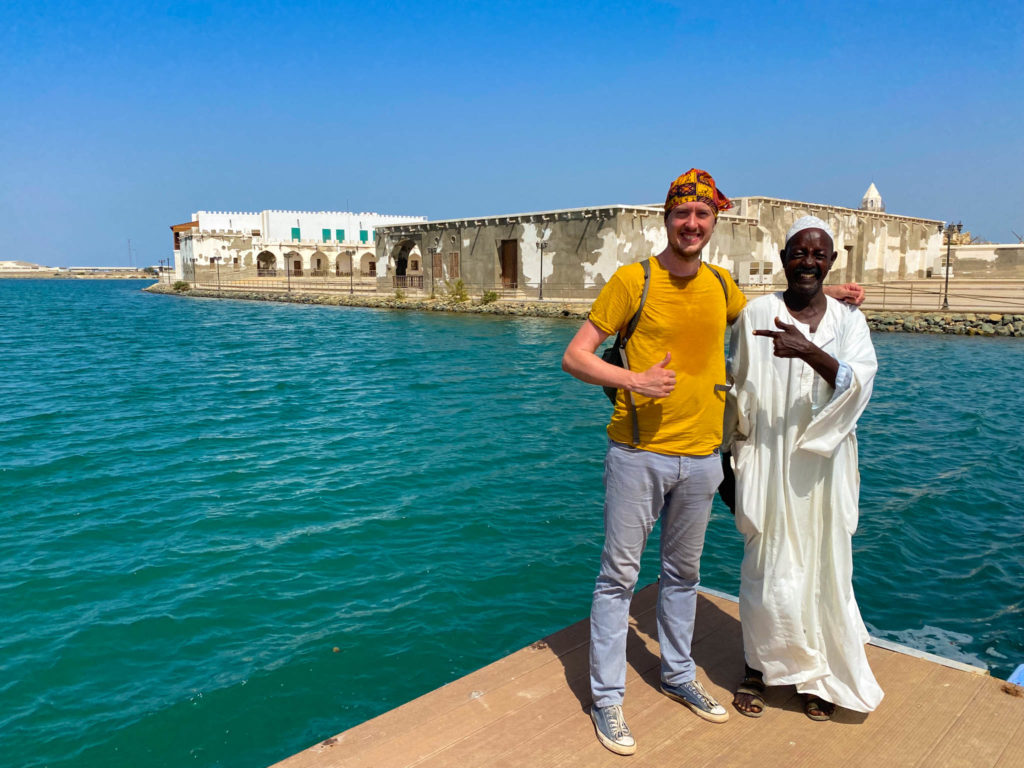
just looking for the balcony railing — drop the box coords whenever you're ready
[394,275,424,289]
[257,268,277,277]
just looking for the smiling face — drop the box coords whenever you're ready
[780,228,838,295]
[665,201,716,259]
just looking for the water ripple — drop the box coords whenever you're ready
[1,281,1021,768]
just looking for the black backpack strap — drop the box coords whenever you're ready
[706,263,733,393]
[617,259,651,445]
[706,262,729,303]
[620,258,651,347]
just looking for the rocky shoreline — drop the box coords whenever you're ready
[145,283,1024,337]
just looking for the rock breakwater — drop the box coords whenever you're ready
[866,311,1024,336]
[146,284,1024,336]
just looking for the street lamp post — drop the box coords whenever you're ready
[349,251,354,295]
[537,240,550,300]
[941,221,962,310]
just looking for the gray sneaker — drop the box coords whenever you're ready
[660,679,729,723]
[590,704,636,755]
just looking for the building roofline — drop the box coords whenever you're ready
[193,209,427,218]
[737,196,942,226]
[376,196,938,234]
[375,204,667,231]
[373,203,778,232]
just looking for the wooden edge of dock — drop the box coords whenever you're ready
[272,585,1024,768]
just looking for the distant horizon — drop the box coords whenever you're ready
[3,0,1020,267]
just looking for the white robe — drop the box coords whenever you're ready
[726,293,883,712]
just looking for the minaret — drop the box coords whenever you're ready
[860,183,884,212]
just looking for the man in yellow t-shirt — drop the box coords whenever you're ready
[562,169,863,755]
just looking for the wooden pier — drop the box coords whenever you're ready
[273,585,1024,768]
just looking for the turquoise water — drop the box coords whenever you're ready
[1,280,1021,768]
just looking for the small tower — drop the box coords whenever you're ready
[860,183,884,212]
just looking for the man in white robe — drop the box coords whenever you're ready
[725,216,883,719]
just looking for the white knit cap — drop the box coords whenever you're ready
[785,215,834,244]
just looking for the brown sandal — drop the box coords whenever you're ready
[733,678,766,717]
[803,695,835,721]
[733,667,766,718]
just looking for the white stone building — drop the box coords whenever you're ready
[0,260,60,275]
[375,186,944,297]
[171,210,426,282]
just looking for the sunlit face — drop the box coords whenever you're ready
[780,228,838,295]
[665,201,716,259]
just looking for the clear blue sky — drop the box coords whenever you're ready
[2,0,1021,267]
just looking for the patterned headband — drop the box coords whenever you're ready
[664,168,733,216]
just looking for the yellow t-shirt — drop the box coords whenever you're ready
[588,258,747,455]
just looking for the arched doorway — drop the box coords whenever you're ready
[284,251,302,276]
[393,241,413,277]
[388,240,423,289]
[257,251,277,276]
[335,252,353,277]
[310,251,327,276]
[359,252,375,277]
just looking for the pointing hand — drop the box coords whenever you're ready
[753,318,814,358]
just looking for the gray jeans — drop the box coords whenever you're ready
[590,440,723,708]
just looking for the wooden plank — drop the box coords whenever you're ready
[924,677,1024,768]
[669,648,914,768]
[994,710,1024,768]
[847,662,987,768]
[451,591,737,768]
[358,619,659,768]
[486,596,741,768]
[586,615,747,768]
[274,590,1022,768]
[274,585,660,768]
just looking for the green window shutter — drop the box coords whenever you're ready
[372,231,376,241]
[322,229,331,242]
[359,229,368,243]
[336,229,344,242]
[291,227,301,241]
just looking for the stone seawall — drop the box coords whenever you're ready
[867,311,1024,336]
[145,284,1024,337]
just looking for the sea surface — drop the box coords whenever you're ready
[1,279,1021,768]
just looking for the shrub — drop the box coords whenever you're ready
[446,279,469,303]
[172,281,190,292]
[480,290,499,305]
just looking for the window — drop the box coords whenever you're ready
[322,229,331,242]
[446,252,460,279]
[411,260,419,271]
[368,261,376,276]
[359,230,369,243]
[291,227,301,241]
[372,231,376,241]
[336,229,344,242]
